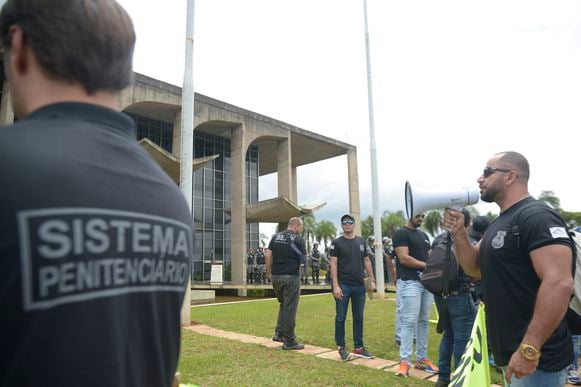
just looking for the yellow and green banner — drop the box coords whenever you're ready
[450,303,491,387]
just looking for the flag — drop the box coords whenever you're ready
[450,303,491,387]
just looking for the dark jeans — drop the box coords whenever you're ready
[272,274,301,343]
[434,293,476,382]
[334,283,366,348]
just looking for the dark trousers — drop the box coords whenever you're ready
[434,293,476,382]
[334,283,366,348]
[272,274,301,343]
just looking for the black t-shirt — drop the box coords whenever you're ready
[329,236,368,286]
[268,230,306,275]
[479,197,573,370]
[0,103,193,387]
[392,226,430,280]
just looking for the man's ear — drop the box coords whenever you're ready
[7,25,28,75]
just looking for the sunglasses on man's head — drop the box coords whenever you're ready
[414,214,425,219]
[482,166,513,178]
[341,219,355,225]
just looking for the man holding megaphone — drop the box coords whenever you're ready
[443,151,574,387]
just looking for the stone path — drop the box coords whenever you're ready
[185,323,499,385]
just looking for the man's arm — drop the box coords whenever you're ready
[265,248,273,280]
[506,244,574,381]
[394,246,426,269]
[384,253,397,285]
[443,209,481,277]
[363,256,376,291]
[330,255,342,300]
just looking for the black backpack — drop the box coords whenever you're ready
[511,200,581,334]
[420,232,458,296]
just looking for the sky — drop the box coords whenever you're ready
[118,0,581,234]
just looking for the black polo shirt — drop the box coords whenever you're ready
[0,103,193,387]
[268,230,306,275]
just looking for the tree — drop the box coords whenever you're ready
[422,210,442,237]
[381,210,406,237]
[259,232,269,247]
[538,190,561,211]
[315,220,337,250]
[361,211,406,240]
[301,214,317,253]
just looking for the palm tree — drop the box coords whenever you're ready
[381,210,406,237]
[538,190,561,210]
[315,220,337,250]
[422,210,442,237]
[301,214,317,253]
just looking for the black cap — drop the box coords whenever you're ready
[340,214,355,222]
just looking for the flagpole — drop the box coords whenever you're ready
[180,0,195,326]
[363,0,384,297]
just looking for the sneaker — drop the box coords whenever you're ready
[272,333,284,343]
[414,358,439,373]
[282,341,305,350]
[352,347,374,359]
[568,367,581,385]
[338,347,352,362]
[395,360,409,377]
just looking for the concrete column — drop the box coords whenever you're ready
[347,149,362,235]
[230,125,247,296]
[0,82,14,125]
[180,277,191,326]
[277,137,292,200]
[171,108,182,158]
[291,166,298,203]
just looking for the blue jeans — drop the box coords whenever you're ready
[271,274,301,343]
[503,367,567,387]
[395,283,403,342]
[398,279,433,362]
[335,283,366,348]
[572,335,581,370]
[434,293,476,382]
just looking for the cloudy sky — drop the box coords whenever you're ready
[119,0,581,232]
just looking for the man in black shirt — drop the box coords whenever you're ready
[444,151,573,386]
[330,214,376,361]
[393,213,439,377]
[0,2,192,387]
[265,217,306,350]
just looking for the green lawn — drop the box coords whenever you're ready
[179,292,503,386]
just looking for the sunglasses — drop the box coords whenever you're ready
[414,215,425,219]
[341,219,355,225]
[482,166,513,178]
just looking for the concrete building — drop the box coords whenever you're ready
[0,72,361,287]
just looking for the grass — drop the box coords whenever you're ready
[179,292,503,386]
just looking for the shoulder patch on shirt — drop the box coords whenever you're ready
[549,227,568,238]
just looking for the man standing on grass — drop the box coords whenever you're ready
[0,1,192,386]
[330,214,376,362]
[265,217,306,350]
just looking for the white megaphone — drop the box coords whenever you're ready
[405,181,480,219]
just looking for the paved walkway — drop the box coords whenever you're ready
[185,323,483,385]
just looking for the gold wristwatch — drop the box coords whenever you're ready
[518,343,541,361]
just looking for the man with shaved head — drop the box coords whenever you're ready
[443,151,574,386]
[265,217,306,350]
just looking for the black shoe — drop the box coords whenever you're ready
[282,341,305,350]
[435,380,449,387]
[272,333,284,343]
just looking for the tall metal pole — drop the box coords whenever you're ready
[180,0,195,326]
[363,0,384,297]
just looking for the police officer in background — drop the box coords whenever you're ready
[255,247,266,284]
[0,1,192,386]
[246,248,256,284]
[311,242,321,285]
